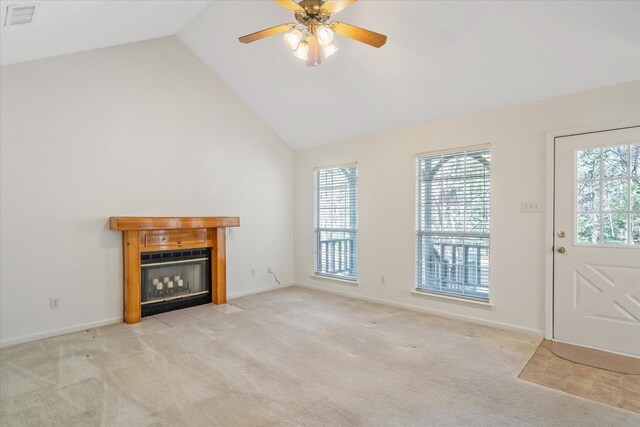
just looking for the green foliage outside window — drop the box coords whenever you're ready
[576,144,639,245]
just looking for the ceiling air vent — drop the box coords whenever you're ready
[4,4,36,27]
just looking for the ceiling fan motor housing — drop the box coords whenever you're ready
[295,0,331,28]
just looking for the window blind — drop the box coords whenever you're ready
[314,164,358,280]
[416,148,491,300]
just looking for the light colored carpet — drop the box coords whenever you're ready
[1,286,638,426]
[550,341,640,375]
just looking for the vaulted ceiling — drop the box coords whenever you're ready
[2,1,639,149]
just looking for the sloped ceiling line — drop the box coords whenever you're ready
[2,1,639,150]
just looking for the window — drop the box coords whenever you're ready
[416,147,491,300]
[576,144,640,245]
[314,164,358,280]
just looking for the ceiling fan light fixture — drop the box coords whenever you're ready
[322,43,338,58]
[284,28,303,50]
[316,25,334,47]
[293,40,310,60]
[238,1,387,66]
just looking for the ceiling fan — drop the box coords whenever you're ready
[238,0,387,67]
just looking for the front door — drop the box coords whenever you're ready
[554,126,640,356]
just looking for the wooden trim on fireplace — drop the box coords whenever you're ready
[109,216,240,231]
[213,227,226,304]
[123,230,142,323]
[110,216,240,324]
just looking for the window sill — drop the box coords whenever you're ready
[311,273,359,286]
[411,289,494,309]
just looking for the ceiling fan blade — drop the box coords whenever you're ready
[322,0,357,15]
[274,0,305,14]
[331,22,387,48]
[238,23,296,44]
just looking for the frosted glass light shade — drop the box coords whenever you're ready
[293,40,309,60]
[316,26,334,46]
[322,43,338,58]
[284,29,303,50]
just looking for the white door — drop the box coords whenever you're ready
[554,126,640,356]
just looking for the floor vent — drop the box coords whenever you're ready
[4,4,36,27]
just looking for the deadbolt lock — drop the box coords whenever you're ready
[557,231,566,238]
[557,246,566,254]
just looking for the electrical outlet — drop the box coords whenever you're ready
[251,268,255,277]
[380,276,386,285]
[50,298,60,309]
[267,266,272,274]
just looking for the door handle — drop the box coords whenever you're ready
[557,231,565,238]
[557,246,566,254]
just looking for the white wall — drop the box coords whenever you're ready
[294,81,640,336]
[2,34,637,347]
[0,37,294,346]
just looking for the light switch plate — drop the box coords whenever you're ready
[521,201,541,212]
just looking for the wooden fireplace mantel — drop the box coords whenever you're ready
[109,216,239,231]
[109,216,240,324]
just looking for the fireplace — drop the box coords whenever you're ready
[141,248,211,316]
[109,216,240,324]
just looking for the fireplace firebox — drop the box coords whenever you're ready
[141,248,211,317]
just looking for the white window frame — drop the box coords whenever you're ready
[313,163,358,281]
[415,145,491,302]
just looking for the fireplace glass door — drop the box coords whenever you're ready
[140,248,211,316]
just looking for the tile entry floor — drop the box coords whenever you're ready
[519,340,640,413]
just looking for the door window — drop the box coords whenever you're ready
[576,144,640,245]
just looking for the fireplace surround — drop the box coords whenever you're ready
[109,216,240,324]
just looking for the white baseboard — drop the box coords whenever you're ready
[228,282,293,299]
[0,316,122,348]
[294,282,544,337]
[1,282,541,348]
[0,284,294,348]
